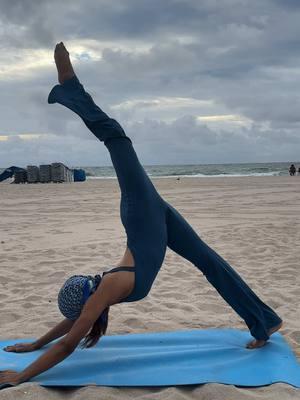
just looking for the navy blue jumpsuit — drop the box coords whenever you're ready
[48,76,282,341]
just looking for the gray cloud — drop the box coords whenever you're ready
[0,0,300,167]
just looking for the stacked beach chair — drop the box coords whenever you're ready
[26,165,40,183]
[14,170,27,184]
[9,163,80,184]
[66,167,74,182]
[51,163,73,183]
[39,164,52,183]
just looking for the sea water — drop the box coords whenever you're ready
[81,162,298,179]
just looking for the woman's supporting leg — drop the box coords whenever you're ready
[165,202,282,342]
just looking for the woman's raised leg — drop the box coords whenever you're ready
[48,42,168,280]
[48,43,161,201]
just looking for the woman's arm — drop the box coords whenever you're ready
[17,317,95,383]
[34,318,75,349]
[0,273,130,386]
[4,319,75,353]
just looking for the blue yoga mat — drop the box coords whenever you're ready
[0,329,299,388]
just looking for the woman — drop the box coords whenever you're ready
[0,43,282,386]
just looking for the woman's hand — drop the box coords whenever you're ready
[0,279,118,384]
[3,318,75,356]
[4,342,39,353]
[0,370,23,386]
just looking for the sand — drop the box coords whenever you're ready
[0,176,299,399]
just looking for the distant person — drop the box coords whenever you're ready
[298,167,300,176]
[289,164,296,176]
[0,42,283,387]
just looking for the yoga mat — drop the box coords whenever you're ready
[0,329,299,388]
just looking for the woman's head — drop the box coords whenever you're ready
[57,274,109,347]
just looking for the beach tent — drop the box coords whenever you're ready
[0,166,25,183]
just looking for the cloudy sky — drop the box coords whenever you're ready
[0,0,300,167]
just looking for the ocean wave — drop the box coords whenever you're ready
[87,171,284,179]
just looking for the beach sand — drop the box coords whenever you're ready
[0,176,299,399]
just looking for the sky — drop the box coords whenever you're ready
[0,0,300,167]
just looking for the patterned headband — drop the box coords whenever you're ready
[57,274,102,320]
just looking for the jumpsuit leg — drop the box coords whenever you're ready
[101,138,169,298]
[165,203,282,341]
[48,76,168,296]
[48,75,128,143]
[104,137,168,276]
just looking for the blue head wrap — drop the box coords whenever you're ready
[58,274,102,320]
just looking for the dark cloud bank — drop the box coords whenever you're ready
[0,0,299,166]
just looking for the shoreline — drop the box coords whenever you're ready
[2,174,298,184]
[86,173,293,179]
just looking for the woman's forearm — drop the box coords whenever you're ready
[34,319,74,349]
[18,340,74,382]
[17,317,94,383]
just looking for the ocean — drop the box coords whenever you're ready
[81,162,298,179]
[1,162,299,180]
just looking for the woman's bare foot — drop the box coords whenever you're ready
[54,42,75,84]
[246,321,283,349]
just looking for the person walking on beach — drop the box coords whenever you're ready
[289,164,296,176]
[0,43,283,387]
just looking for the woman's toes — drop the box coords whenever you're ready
[246,339,266,349]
